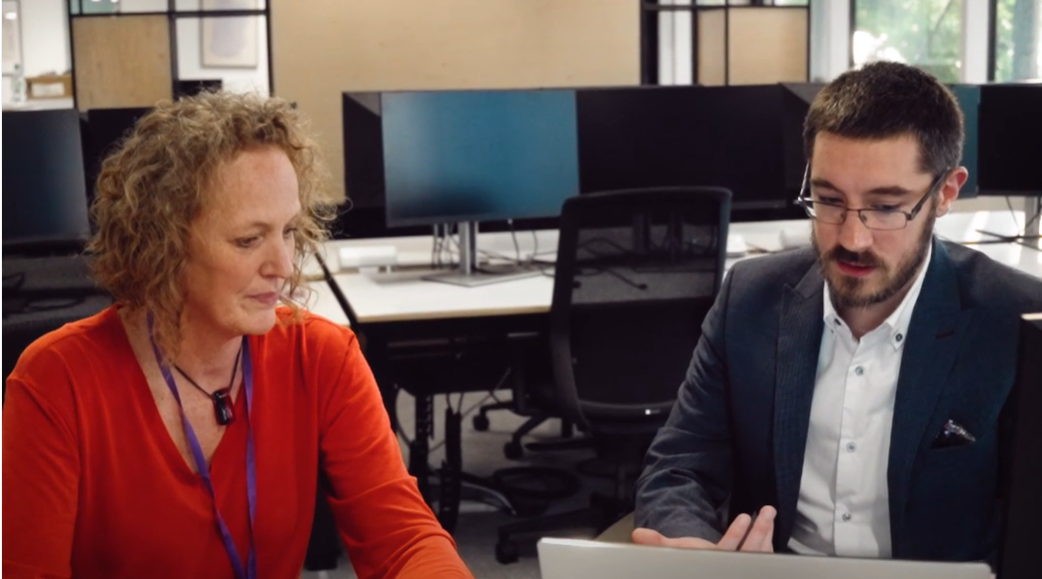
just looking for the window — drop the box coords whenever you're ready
[992,0,1042,81]
[643,0,810,86]
[853,0,963,83]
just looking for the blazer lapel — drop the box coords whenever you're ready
[773,263,825,544]
[886,240,973,555]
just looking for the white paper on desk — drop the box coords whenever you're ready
[336,246,398,269]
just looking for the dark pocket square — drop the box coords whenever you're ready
[930,419,977,449]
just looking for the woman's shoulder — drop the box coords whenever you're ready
[9,305,128,383]
[265,307,361,358]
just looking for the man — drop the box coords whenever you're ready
[632,61,1042,563]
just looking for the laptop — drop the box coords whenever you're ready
[538,538,993,579]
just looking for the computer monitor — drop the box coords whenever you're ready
[999,313,1042,579]
[340,92,423,239]
[977,84,1042,196]
[949,84,980,197]
[380,89,580,227]
[2,109,91,252]
[576,84,820,219]
[82,107,152,207]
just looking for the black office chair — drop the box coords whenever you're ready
[493,186,731,563]
[472,353,578,460]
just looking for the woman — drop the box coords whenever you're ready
[2,92,473,579]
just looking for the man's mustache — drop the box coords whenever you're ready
[825,246,881,268]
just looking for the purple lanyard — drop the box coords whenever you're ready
[147,316,257,579]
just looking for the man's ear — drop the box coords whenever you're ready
[936,167,969,217]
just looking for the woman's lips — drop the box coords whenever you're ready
[249,292,279,306]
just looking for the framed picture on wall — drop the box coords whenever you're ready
[3,0,23,75]
[200,0,259,69]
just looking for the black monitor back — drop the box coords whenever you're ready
[576,84,821,215]
[82,107,152,207]
[977,84,1042,195]
[1000,314,1042,579]
[2,109,90,250]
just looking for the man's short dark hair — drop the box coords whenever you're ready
[804,61,964,177]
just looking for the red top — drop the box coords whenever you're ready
[2,307,472,579]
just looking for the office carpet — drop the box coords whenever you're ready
[301,389,618,579]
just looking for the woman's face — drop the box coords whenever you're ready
[181,147,302,341]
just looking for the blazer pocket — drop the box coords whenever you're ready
[917,430,998,493]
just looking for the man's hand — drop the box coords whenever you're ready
[630,505,776,552]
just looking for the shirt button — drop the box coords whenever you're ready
[842,512,852,522]
[895,333,904,342]
[846,442,857,452]
[854,366,864,376]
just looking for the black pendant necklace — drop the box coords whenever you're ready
[173,344,243,426]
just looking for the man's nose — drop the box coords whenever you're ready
[837,211,873,253]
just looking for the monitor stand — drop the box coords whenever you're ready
[423,221,544,287]
[975,196,1041,251]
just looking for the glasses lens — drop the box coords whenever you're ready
[812,202,845,225]
[862,210,907,231]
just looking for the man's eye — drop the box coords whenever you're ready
[817,197,844,206]
[871,205,900,212]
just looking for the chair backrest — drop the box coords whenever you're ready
[548,187,731,425]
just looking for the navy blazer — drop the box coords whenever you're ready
[635,238,1042,563]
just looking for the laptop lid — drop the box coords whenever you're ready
[538,538,993,579]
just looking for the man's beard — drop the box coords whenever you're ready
[812,213,935,310]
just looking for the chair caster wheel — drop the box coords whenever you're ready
[472,414,490,431]
[495,540,520,564]
[503,441,523,460]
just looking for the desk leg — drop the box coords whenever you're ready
[409,394,433,501]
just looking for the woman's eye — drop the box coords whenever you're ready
[283,227,297,238]
[236,236,260,248]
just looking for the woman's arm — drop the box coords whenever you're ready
[3,358,80,579]
[312,325,473,579]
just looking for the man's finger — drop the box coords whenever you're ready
[760,517,775,553]
[715,513,752,551]
[632,528,717,550]
[631,527,668,546]
[739,506,777,552]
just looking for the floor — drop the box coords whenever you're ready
[301,388,617,579]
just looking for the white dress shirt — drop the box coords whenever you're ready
[787,245,932,558]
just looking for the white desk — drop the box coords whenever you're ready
[306,211,1040,326]
[305,230,558,325]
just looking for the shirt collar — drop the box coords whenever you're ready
[822,242,933,350]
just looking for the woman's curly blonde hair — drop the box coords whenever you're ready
[87,91,335,359]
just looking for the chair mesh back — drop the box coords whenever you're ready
[551,187,729,409]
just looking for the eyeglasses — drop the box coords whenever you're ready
[793,164,950,231]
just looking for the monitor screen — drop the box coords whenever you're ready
[381,89,580,227]
[977,84,1042,195]
[2,109,90,245]
[576,84,804,211]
